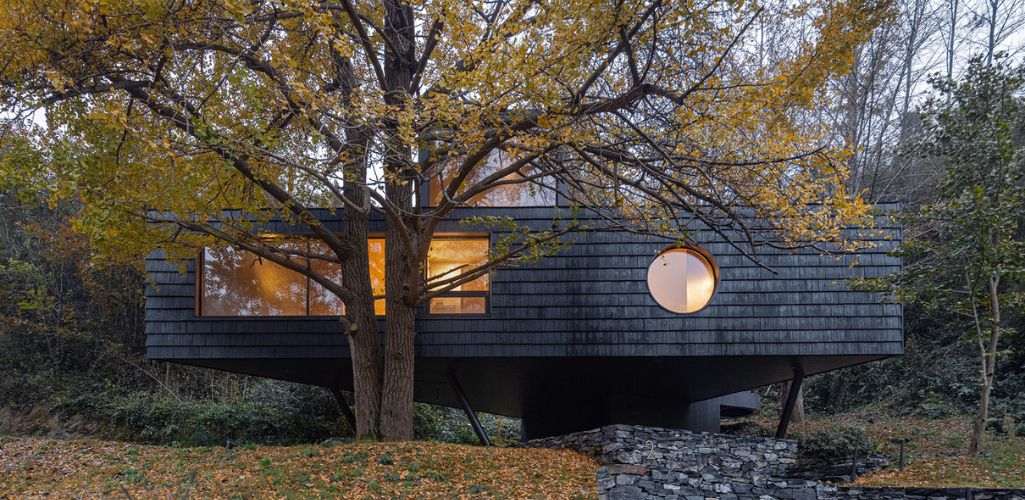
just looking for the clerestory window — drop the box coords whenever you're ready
[428,149,556,207]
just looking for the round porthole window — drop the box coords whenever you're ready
[646,246,718,314]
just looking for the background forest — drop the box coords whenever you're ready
[1,0,1024,467]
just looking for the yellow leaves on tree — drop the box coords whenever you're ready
[0,0,887,260]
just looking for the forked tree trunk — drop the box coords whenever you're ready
[375,0,418,441]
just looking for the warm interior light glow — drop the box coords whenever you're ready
[307,241,343,316]
[201,245,306,316]
[368,239,386,315]
[308,239,386,316]
[429,296,487,314]
[202,238,387,317]
[427,239,489,291]
[646,247,717,314]
[427,237,490,314]
[201,236,489,317]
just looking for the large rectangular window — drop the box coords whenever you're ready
[426,237,490,314]
[200,243,308,316]
[428,149,555,207]
[200,238,385,317]
[200,236,490,316]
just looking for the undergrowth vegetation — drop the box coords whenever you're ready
[0,321,336,445]
[0,327,518,446]
[804,302,1025,427]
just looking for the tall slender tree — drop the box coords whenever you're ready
[897,57,1025,454]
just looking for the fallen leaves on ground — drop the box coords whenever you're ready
[731,409,1025,489]
[0,436,598,499]
[854,436,1025,488]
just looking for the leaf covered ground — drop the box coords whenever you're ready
[851,416,1025,488]
[732,408,1025,488]
[0,436,597,499]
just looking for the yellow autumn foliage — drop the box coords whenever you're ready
[0,0,888,261]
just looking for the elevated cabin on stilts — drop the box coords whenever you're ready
[144,170,902,441]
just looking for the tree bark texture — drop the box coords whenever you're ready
[342,174,383,440]
[377,0,418,441]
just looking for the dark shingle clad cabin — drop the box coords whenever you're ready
[144,205,901,438]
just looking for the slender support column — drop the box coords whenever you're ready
[331,387,359,436]
[775,365,805,439]
[448,368,492,446]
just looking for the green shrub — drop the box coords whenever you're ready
[412,403,521,444]
[798,426,874,465]
[79,391,344,446]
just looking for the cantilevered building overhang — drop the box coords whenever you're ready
[144,206,901,438]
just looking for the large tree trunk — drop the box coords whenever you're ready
[378,157,417,440]
[380,298,417,440]
[338,108,381,438]
[342,182,383,440]
[376,0,418,441]
[346,301,383,439]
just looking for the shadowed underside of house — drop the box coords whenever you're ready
[144,207,902,438]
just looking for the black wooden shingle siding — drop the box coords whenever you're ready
[144,207,902,360]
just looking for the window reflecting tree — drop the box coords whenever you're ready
[429,149,556,207]
[201,243,306,316]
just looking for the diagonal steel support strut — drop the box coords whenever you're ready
[776,364,805,439]
[448,367,492,446]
